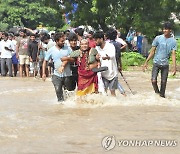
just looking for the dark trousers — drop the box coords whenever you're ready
[1,58,13,76]
[151,63,169,97]
[0,58,1,74]
[13,64,18,77]
[52,75,73,102]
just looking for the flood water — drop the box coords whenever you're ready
[0,71,180,154]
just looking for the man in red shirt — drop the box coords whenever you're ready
[87,31,96,48]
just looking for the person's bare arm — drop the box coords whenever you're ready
[37,43,41,57]
[143,46,156,71]
[120,44,127,50]
[118,58,122,72]
[24,27,35,34]
[61,57,75,62]
[59,61,68,73]
[171,50,176,76]
[16,42,20,59]
[59,57,76,73]
[42,60,47,81]
[88,61,99,70]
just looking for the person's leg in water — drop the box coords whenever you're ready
[25,64,29,77]
[159,65,169,98]
[109,77,118,97]
[117,82,126,96]
[52,75,64,102]
[110,90,116,96]
[6,58,13,77]
[103,77,117,97]
[32,61,38,77]
[13,64,18,77]
[151,63,160,94]
[1,58,6,76]
[102,77,109,95]
[0,58,1,75]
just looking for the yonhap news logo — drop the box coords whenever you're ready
[101,136,178,151]
[101,136,116,151]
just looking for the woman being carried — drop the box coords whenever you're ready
[59,39,100,96]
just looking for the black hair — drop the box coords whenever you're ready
[88,31,94,35]
[19,29,26,33]
[106,28,117,41]
[64,30,70,34]
[3,32,8,37]
[68,32,78,41]
[8,33,14,37]
[93,31,104,40]
[163,22,172,30]
[30,33,36,37]
[40,32,49,37]
[54,32,65,42]
[74,28,84,36]
[41,34,50,42]
[14,33,19,37]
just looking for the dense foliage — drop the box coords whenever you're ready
[0,0,64,30]
[0,0,179,41]
[121,52,146,70]
[64,0,180,40]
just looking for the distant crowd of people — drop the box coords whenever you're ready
[125,27,151,57]
[0,22,177,100]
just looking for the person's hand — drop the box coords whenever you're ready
[4,47,9,50]
[61,57,68,61]
[142,62,148,72]
[42,74,46,81]
[102,54,110,60]
[118,66,122,72]
[85,66,90,70]
[59,66,65,73]
[16,53,19,59]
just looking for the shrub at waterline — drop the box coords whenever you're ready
[121,52,146,70]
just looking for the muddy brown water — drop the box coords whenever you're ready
[0,71,180,154]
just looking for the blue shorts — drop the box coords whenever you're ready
[12,54,19,64]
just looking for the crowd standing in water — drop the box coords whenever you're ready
[0,22,177,102]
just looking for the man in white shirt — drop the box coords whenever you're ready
[116,31,127,50]
[0,32,14,77]
[9,33,18,77]
[94,31,118,96]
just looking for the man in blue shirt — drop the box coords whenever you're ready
[143,22,177,98]
[42,32,72,102]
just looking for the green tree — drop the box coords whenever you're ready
[64,0,180,40]
[0,0,65,30]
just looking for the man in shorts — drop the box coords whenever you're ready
[94,31,118,96]
[16,29,30,77]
